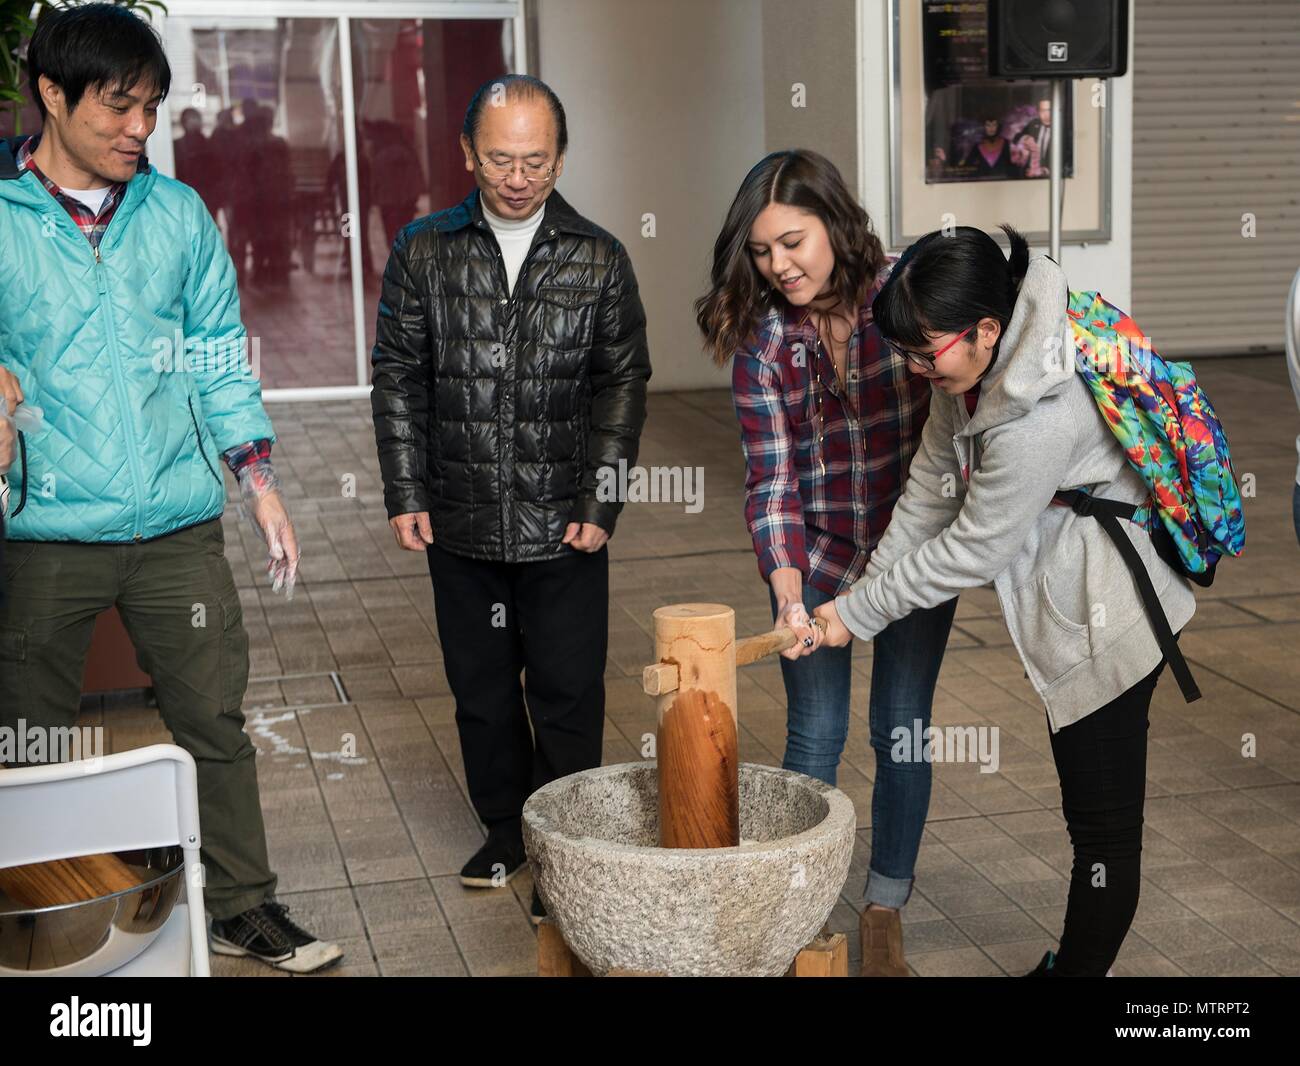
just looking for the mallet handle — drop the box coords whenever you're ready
[641,619,827,695]
[737,618,827,667]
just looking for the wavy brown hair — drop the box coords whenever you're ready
[695,149,886,365]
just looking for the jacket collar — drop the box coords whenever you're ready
[438,186,602,239]
[0,134,156,249]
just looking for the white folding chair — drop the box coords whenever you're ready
[0,743,209,976]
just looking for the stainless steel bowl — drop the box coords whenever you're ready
[0,847,184,976]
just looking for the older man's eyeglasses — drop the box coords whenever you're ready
[475,154,556,185]
[888,325,976,372]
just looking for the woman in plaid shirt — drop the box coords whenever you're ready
[696,150,958,977]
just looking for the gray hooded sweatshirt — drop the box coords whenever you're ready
[836,255,1196,732]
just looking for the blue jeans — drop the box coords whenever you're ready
[770,584,957,908]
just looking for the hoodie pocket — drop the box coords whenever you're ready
[1010,575,1091,686]
[1040,574,1089,636]
[1077,514,1172,656]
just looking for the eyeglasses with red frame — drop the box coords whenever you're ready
[888,325,977,372]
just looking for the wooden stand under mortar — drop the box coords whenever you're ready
[538,602,846,977]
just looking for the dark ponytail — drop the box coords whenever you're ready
[873,224,1030,351]
[1005,223,1030,291]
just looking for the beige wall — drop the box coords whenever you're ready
[536,0,864,392]
[761,0,858,190]
[535,0,768,392]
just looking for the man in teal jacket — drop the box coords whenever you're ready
[0,3,339,972]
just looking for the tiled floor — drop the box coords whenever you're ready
[236,267,383,392]
[79,355,1300,977]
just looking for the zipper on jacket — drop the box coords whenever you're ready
[93,240,149,539]
[483,217,558,561]
[188,394,222,484]
[483,222,513,559]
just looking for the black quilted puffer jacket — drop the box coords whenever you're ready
[370,188,651,562]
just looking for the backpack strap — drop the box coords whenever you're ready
[1053,490,1201,703]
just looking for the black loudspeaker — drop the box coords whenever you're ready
[988,0,1129,79]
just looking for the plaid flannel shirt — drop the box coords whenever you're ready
[16,136,268,476]
[731,286,933,597]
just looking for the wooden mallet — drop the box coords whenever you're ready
[642,604,827,849]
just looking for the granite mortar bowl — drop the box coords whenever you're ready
[522,762,856,976]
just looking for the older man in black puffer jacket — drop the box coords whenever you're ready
[370,75,651,921]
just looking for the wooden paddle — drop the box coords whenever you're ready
[0,853,144,908]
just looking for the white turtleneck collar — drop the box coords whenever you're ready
[482,199,545,233]
[482,200,546,294]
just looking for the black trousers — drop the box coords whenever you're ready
[1048,655,1167,976]
[427,543,609,829]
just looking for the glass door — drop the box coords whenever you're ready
[349,17,512,356]
[163,14,356,391]
[156,2,522,398]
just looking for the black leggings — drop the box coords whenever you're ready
[1048,657,1166,976]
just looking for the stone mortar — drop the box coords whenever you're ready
[522,762,857,977]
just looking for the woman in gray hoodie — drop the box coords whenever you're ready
[812,226,1196,976]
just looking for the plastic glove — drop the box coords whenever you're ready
[775,599,822,660]
[236,458,299,599]
[11,402,44,434]
[0,397,14,477]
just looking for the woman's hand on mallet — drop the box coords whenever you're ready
[776,600,822,659]
[813,597,854,648]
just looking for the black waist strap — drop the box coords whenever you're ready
[1053,490,1200,703]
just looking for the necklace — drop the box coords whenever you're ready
[808,310,861,479]
[810,308,859,416]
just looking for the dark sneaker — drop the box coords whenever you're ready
[530,888,547,926]
[210,900,344,974]
[1023,950,1057,977]
[459,823,527,888]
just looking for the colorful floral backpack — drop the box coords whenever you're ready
[1052,290,1247,703]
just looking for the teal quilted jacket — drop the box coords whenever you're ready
[0,137,275,543]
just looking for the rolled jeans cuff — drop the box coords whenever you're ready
[864,867,914,909]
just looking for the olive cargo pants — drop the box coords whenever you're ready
[0,518,276,919]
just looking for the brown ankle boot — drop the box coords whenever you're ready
[859,906,910,977]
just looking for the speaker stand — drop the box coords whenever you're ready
[1049,78,1064,262]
